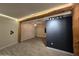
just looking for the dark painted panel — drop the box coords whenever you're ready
[46,14,73,53]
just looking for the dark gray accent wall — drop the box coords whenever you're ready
[46,14,73,53]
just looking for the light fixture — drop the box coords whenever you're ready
[34,24,37,27]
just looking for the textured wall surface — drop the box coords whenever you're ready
[73,5,79,55]
[0,16,18,50]
[36,23,46,38]
[21,22,35,41]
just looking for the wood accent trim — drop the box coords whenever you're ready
[73,4,79,55]
[20,4,74,23]
[18,22,21,43]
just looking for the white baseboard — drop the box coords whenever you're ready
[0,41,17,50]
[47,47,74,56]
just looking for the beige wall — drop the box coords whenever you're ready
[36,23,46,38]
[0,16,19,50]
[21,22,35,41]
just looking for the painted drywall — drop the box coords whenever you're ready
[0,16,18,50]
[21,22,35,41]
[36,23,46,38]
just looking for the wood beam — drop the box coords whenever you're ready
[18,22,21,43]
[73,4,79,55]
[20,4,74,23]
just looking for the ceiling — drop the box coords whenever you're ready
[0,3,65,19]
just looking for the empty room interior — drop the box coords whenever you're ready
[0,3,79,56]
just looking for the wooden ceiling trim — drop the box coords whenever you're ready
[20,4,74,23]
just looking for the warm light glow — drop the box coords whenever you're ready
[34,24,37,27]
[0,13,18,21]
[19,3,74,21]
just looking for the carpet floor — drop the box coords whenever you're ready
[0,38,74,56]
